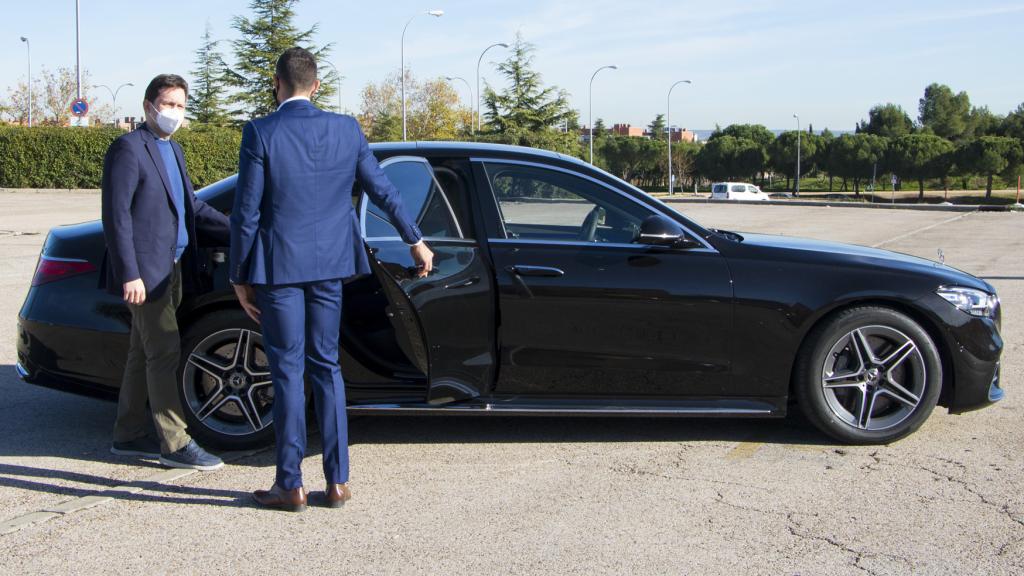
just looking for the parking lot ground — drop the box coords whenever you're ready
[1,193,1022,575]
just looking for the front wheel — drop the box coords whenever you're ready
[178,310,276,450]
[795,306,942,444]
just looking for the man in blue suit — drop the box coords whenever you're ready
[102,74,229,471]
[231,48,434,512]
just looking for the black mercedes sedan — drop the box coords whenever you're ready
[16,142,1004,448]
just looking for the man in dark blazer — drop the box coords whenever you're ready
[231,48,433,512]
[102,74,229,471]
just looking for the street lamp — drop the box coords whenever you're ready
[401,9,444,141]
[321,60,344,113]
[589,65,617,165]
[445,76,473,131]
[667,79,691,195]
[793,113,801,195]
[94,82,134,126]
[476,42,508,133]
[20,36,31,127]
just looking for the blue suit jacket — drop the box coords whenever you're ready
[230,100,422,285]
[101,125,230,298]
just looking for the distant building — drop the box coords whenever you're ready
[611,123,645,137]
[663,127,698,143]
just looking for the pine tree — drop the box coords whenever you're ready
[189,22,232,126]
[224,0,336,120]
[482,33,573,136]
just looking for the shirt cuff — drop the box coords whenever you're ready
[406,239,424,247]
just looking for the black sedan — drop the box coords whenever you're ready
[16,142,1004,448]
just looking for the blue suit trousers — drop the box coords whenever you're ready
[255,279,348,490]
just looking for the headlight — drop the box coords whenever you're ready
[937,286,998,318]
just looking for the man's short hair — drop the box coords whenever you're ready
[144,74,189,104]
[276,47,318,91]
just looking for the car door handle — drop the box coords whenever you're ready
[506,265,564,278]
[444,276,480,290]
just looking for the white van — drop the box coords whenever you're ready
[711,182,770,201]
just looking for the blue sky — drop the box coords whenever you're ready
[2,0,1022,131]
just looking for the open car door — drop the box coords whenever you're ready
[346,156,495,408]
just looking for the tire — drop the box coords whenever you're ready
[178,309,276,450]
[795,306,942,445]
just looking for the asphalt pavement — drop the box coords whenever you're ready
[0,192,1021,575]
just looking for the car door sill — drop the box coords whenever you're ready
[347,397,784,417]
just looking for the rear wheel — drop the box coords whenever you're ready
[795,306,942,444]
[178,310,275,450]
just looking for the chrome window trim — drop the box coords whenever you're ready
[471,157,715,251]
[364,236,478,246]
[488,238,717,253]
[360,155,464,241]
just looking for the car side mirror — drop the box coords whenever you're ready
[637,215,700,249]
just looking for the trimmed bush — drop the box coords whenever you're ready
[0,125,241,190]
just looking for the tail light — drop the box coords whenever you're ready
[31,256,97,286]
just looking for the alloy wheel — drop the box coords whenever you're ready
[181,328,274,437]
[820,324,927,431]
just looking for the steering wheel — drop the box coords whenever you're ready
[578,206,605,242]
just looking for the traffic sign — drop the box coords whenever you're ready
[70,98,89,117]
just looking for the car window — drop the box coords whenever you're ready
[712,184,726,194]
[363,158,463,240]
[730,184,747,193]
[482,162,653,243]
[747,186,757,193]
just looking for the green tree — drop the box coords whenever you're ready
[709,123,774,148]
[1001,102,1024,142]
[482,33,574,137]
[647,114,666,138]
[189,22,232,126]
[827,133,888,195]
[857,103,915,138]
[888,134,956,198]
[225,0,336,120]
[357,70,470,142]
[769,131,820,191]
[967,106,1003,138]
[918,83,971,141]
[591,118,607,139]
[956,136,1023,197]
[695,136,766,182]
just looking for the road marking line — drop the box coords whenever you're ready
[871,213,972,249]
[726,441,763,460]
[0,447,267,537]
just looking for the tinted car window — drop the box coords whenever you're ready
[731,184,747,193]
[712,184,726,195]
[482,162,653,243]
[364,159,462,239]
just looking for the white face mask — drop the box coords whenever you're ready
[148,102,184,136]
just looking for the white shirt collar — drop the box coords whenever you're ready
[277,95,310,111]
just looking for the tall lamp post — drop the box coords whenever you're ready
[588,65,617,165]
[75,0,81,98]
[793,113,801,195]
[401,9,444,141]
[20,36,31,127]
[95,82,133,125]
[475,42,508,134]
[321,60,343,113]
[667,79,691,195]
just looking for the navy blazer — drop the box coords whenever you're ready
[230,99,422,286]
[101,125,230,298]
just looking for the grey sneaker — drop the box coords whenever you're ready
[111,436,161,459]
[159,440,224,471]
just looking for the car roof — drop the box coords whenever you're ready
[369,140,589,167]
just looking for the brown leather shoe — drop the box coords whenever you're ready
[324,483,351,508]
[253,484,307,512]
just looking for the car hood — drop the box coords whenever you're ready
[735,232,994,292]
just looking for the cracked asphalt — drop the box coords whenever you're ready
[0,192,1021,575]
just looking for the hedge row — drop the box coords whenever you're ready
[0,125,241,189]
